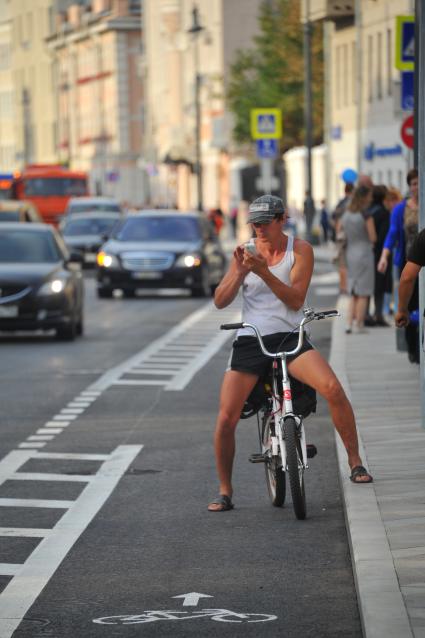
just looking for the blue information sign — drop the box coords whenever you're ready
[401,71,414,111]
[256,139,278,159]
[396,16,414,71]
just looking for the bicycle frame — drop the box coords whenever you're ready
[221,308,339,477]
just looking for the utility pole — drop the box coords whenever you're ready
[303,0,315,241]
[188,6,204,212]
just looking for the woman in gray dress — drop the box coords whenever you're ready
[340,185,377,333]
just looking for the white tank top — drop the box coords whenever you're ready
[237,235,304,337]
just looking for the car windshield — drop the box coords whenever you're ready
[0,230,62,263]
[114,216,200,242]
[24,178,87,197]
[0,211,20,221]
[62,218,118,236]
[69,203,121,213]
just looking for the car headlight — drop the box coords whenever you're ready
[97,251,119,268]
[175,253,202,267]
[37,278,66,295]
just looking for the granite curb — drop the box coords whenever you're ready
[330,295,415,638]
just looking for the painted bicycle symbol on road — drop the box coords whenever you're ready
[93,608,277,625]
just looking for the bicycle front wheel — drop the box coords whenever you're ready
[285,416,306,520]
[262,414,286,507]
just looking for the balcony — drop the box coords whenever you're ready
[302,0,354,23]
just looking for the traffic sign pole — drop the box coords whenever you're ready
[417,0,425,428]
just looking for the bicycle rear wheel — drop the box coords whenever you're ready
[285,416,306,520]
[261,414,286,507]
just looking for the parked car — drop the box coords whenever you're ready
[59,212,121,266]
[96,210,227,298]
[0,223,84,340]
[0,200,42,223]
[65,197,123,216]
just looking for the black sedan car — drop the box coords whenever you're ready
[0,224,84,340]
[59,212,121,267]
[96,211,227,298]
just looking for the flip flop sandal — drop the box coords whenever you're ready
[207,494,234,512]
[350,465,373,484]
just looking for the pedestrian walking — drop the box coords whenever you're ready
[377,169,419,362]
[339,185,377,334]
[320,200,330,243]
[303,190,315,240]
[331,182,354,294]
[370,185,391,326]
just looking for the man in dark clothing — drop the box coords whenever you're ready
[395,228,424,363]
[395,228,425,326]
[370,185,392,326]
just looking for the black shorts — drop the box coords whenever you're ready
[228,332,314,378]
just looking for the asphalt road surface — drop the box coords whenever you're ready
[0,259,362,638]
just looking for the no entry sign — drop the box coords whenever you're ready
[401,114,414,149]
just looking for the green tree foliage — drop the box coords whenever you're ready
[227,0,323,152]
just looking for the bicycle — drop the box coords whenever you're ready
[221,308,339,520]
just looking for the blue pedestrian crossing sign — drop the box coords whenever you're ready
[250,108,282,140]
[395,16,414,71]
[256,139,279,159]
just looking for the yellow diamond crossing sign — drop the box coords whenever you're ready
[250,108,282,140]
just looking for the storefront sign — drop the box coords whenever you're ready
[364,143,403,161]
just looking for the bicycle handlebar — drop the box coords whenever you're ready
[220,308,339,359]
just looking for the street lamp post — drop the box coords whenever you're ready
[188,6,204,212]
[303,0,315,241]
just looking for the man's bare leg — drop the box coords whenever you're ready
[208,370,258,511]
[288,350,372,481]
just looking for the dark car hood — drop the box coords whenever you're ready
[105,239,202,254]
[0,263,62,284]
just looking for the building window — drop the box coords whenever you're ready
[335,45,341,109]
[387,169,392,186]
[343,44,348,106]
[387,28,392,96]
[377,32,382,99]
[368,35,373,102]
[398,170,403,192]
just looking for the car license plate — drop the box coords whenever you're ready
[131,272,162,280]
[0,305,18,318]
[84,253,97,263]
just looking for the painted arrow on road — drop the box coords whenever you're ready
[172,592,213,607]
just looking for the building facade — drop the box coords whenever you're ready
[47,0,145,204]
[0,0,15,172]
[295,0,415,210]
[5,0,58,169]
[142,0,263,212]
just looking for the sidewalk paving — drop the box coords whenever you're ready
[331,295,425,638]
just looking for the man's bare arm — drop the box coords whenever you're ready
[395,261,421,326]
[214,245,249,309]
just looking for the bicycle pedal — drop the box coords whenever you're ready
[307,444,317,459]
[249,453,266,463]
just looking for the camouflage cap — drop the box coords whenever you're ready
[247,195,286,224]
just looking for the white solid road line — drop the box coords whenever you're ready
[0,445,142,638]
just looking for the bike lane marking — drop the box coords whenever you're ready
[0,444,142,638]
[93,592,278,626]
[87,300,240,392]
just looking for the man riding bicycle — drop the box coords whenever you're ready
[208,195,373,512]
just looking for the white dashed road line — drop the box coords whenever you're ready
[0,445,142,638]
